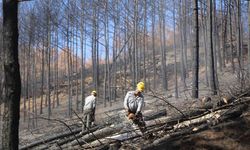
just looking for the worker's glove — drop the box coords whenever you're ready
[128,113,136,120]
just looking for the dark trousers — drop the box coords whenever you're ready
[82,109,95,131]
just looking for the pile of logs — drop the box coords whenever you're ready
[20,91,250,150]
[20,109,167,150]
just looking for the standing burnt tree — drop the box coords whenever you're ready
[248,0,250,76]
[1,0,21,149]
[192,0,199,98]
[208,0,217,95]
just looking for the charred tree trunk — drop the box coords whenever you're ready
[248,0,250,76]
[67,0,72,117]
[2,0,21,149]
[80,0,85,112]
[208,0,218,95]
[104,0,109,107]
[40,33,45,114]
[192,0,199,98]
[229,0,235,72]
[173,1,178,98]
[159,0,168,91]
[179,0,187,88]
[201,1,209,86]
[151,0,157,90]
[143,0,147,91]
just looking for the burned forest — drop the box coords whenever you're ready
[0,0,250,150]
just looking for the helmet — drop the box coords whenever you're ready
[128,113,135,120]
[91,90,97,96]
[137,82,145,92]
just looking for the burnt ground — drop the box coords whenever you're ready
[14,65,250,149]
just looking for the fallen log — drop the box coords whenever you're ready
[149,98,250,135]
[144,98,250,137]
[21,109,167,150]
[80,110,221,149]
[81,106,229,149]
[216,89,250,106]
[65,109,167,148]
[78,116,170,149]
[144,109,167,121]
[19,125,102,150]
[82,103,249,150]
[217,95,234,106]
[172,97,250,126]
[56,124,105,146]
[142,104,248,150]
[161,109,207,127]
[63,124,124,148]
[80,98,249,149]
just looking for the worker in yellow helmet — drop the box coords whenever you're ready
[81,90,97,133]
[124,82,146,133]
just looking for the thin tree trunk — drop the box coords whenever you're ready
[32,44,36,128]
[179,0,186,88]
[215,0,222,72]
[221,0,227,68]
[237,0,243,70]
[173,0,178,98]
[213,0,219,91]
[112,3,118,102]
[92,2,97,95]
[26,42,30,123]
[192,0,199,98]
[104,1,108,107]
[80,0,85,112]
[40,32,45,114]
[96,20,100,100]
[47,11,51,119]
[134,0,139,85]
[208,0,217,95]
[248,0,250,76]
[56,26,59,107]
[143,0,147,91]
[152,0,156,90]
[183,0,188,77]
[159,0,168,91]
[201,1,209,86]
[67,0,72,117]
[229,0,235,72]
[75,25,79,111]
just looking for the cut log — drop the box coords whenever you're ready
[144,109,167,121]
[56,125,105,146]
[217,95,234,106]
[77,117,170,149]
[65,109,167,148]
[83,103,249,150]
[85,109,223,149]
[21,109,167,149]
[19,125,102,150]
[162,109,207,127]
[141,104,248,150]
[65,124,124,148]
[74,99,250,150]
